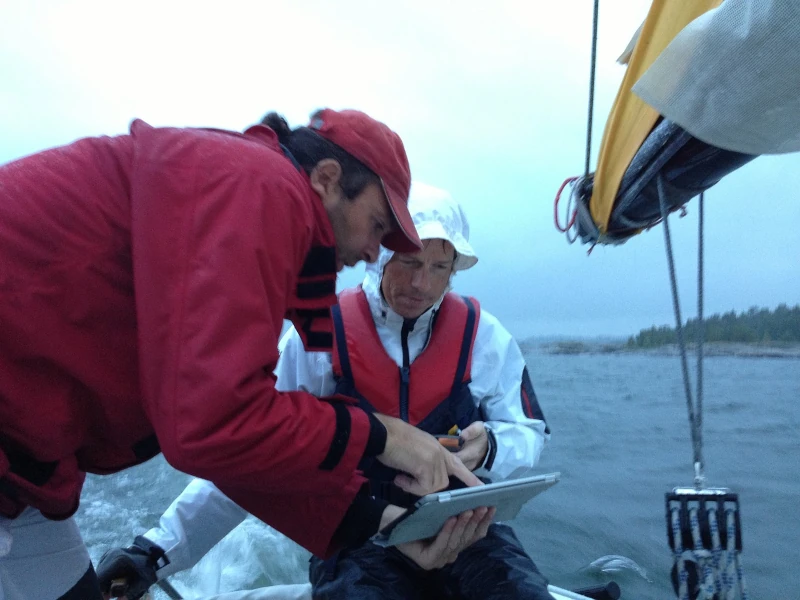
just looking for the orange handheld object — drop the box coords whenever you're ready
[436,435,464,452]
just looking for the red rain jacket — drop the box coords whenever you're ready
[0,120,372,557]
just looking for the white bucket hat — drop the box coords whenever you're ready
[365,181,478,281]
[405,182,478,271]
[362,182,479,313]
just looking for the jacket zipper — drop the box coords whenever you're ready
[399,319,414,422]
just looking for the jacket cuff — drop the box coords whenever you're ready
[479,426,498,471]
[132,535,170,572]
[355,412,387,474]
[364,412,387,458]
[332,487,390,549]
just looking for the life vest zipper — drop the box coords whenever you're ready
[399,319,414,422]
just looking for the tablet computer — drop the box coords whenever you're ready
[372,472,560,547]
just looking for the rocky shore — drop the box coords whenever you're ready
[532,340,800,359]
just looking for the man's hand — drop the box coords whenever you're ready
[97,536,162,599]
[373,414,481,495]
[395,506,495,570]
[454,421,489,471]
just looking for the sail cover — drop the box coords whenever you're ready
[571,0,799,245]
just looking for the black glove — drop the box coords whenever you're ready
[96,535,167,599]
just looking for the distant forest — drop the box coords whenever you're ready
[627,304,800,347]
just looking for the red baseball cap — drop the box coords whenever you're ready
[308,108,422,253]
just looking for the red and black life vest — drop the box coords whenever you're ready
[331,287,482,506]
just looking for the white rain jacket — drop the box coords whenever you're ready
[143,182,549,581]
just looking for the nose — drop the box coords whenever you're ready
[363,240,380,264]
[410,267,431,291]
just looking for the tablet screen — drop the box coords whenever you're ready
[373,472,560,547]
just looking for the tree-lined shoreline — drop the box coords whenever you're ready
[538,340,800,359]
[524,304,800,359]
[627,304,800,348]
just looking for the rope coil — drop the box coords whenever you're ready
[668,502,748,600]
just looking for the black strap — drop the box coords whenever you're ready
[296,279,335,300]
[450,296,477,396]
[132,535,170,570]
[331,303,353,382]
[318,402,352,471]
[0,436,58,486]
[131,434,160,462]
[520,367,550,433]
[298,246,337,279]
[291,308,333,350]
[484,427,498,471]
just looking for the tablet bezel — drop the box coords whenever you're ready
[372,472,560,547]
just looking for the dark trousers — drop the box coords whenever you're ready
[310,523,555,600]
[57,566,103,600]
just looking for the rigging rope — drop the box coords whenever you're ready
[657,176,704,480]
[659,178,747,599]
[696,193,705,481]
[555,0,599,242]
[554,176,579,234]
[585,0,600,178]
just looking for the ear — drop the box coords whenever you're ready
[309,159,343,200]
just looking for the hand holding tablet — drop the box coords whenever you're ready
[373,472,560,547]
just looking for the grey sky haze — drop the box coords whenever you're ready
[2,0,798,338]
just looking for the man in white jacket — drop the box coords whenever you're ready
[291,184,552,599]
[98,183,552,600]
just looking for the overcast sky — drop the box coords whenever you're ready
[2,0,798,338]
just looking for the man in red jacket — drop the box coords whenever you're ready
[0,109,481,600]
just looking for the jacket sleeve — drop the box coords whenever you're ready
[275,326,391,549]
[276,326,337,396]
[144,479,247,578]
[131,140,374,557]
[468,310,550,481]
